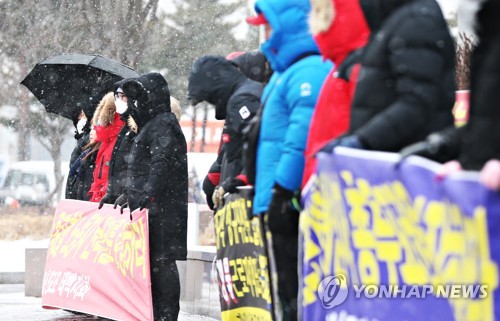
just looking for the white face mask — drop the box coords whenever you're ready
[76,118,87,134]
[115,99,128,114]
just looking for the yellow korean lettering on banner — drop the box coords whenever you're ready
[49,211,148,279]
[301,171,499,321]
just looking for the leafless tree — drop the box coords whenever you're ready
[455,33,476,90]
[0,0,256,208]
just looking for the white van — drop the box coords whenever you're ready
[0,161,68,206]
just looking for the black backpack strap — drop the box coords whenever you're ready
[242,89,274,187]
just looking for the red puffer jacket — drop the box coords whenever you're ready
[302,0,370,188]
[89,113,125,202]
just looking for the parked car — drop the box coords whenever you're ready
[0,161,68,207]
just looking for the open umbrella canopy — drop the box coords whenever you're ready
[21,54,139,120]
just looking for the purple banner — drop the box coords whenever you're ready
[300,147,500,321]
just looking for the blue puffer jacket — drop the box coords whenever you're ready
[252,0,333,214]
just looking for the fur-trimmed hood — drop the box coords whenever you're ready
[310,0,335,36]
[310,0,370,64]
[92,92,117,127]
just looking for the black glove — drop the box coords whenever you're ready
[399,128,460,164]
[113,193,128,214]
[319,135,364,154]
[220,176,246,193]
[139,195,154,211]
[98,194,110,210]
[267,183,299,236]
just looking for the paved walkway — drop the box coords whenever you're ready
[0,284,217,321]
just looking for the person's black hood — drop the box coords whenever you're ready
[188,55,247,120]
[82,101,97,121]
[69,107,90,140]
[360,0,415,31]
[112,78,131,123]
[475,0,500,43]
[230,51,273,84]
[122,73,171,128]
[113,78,127,95]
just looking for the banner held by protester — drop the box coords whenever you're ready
[300,147,500,321]
[42,199,153,321]
[214,192,275,321]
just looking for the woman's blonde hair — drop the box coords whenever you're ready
[170,96,182,122]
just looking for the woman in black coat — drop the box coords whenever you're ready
[120,72,188,321]
[98,80,136,207]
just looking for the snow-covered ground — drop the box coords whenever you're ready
[0,240,220,320]
[0,284,218,321]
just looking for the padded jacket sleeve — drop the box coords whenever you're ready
[274,67,327,191]
[356,16,450,150]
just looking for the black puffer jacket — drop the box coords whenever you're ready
[123,73,188,260]
[349,0,455,151]
[458,0,500,169]
[65,133,96,201]
[188,56,263,182]
[106,126,135,202]
[65,134,88,199]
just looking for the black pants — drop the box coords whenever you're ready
[149,215,181,321]
[150,258,180,321]
[269,215,299,321]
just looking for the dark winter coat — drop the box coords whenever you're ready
[348,0,455,151]
[106,125,135,203]
[80,151,96,201]
[65,133,96,201]
[65,134,88,199]
[123,73,188,260]
[458,0,500,169]
[188,56,263,189]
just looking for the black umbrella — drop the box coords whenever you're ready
[21,54,139,120]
